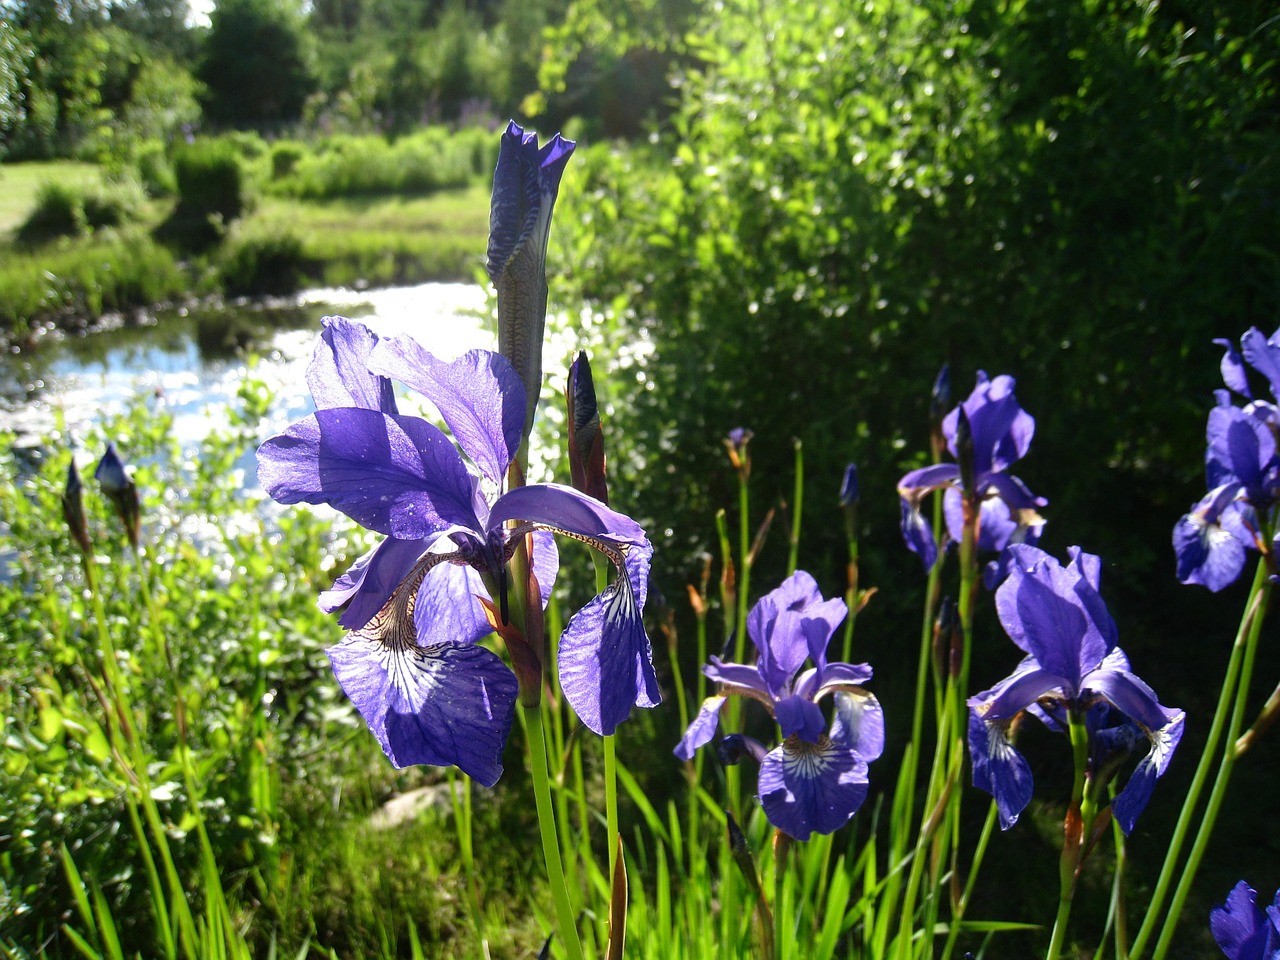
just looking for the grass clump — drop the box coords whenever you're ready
[15,178,146,246]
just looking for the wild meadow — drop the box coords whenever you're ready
[4,0,1280,958]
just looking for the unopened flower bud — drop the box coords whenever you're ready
[95,443,140,550]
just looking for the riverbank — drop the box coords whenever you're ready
[0,160,490,346]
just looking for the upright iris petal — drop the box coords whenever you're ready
[487,120,576,440]
[673,570,882,840]
[256,319,657,782]
[1211,881,1280,960]
[967,545,1183,833]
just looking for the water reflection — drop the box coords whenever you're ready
[0,283,492,453]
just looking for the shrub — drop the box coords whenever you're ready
[16,181,86,243]
[135,139,177,197]
[269,140,306,180]
[15,178,144,245]
[171,138,249,222]
[218,223,316,297]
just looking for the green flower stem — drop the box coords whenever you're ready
[788,438,803,576]
[1047,712,1092,960]
[524,701,586,960]
[1129,557,1271,960]
[1150,564,1271,960]
[1094,787,1128,960]
[588,551,621,884]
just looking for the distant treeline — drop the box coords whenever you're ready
[0,0,696,163]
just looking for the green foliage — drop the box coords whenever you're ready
[0,18,33,151]
[87,56,202,173]
[15,176,145,244]
[0,227,187,337]
[197,0,318,127]
[271,126,495,199]
[555,0,1280,622]
[133,138,176,197]
[166,137,252,245]
[217,221,316,296]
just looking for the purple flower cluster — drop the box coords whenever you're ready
[968,545,1184,833]
[257,319,658,785]
[897,371,1046,579]
[1174,327,1280,591]
[675,571,883,840]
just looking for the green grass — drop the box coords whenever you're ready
[0,161,490,338]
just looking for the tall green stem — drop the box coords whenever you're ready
[524,702,586,960]
[1129,558,1271,959]
[1047,712,1091,960]
[1150,567,1270,960]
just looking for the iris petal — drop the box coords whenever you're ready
[1110,708,1184,834]
[368,342,525,485]
[758,737,869,840]
[674,696,726,761]
[967,707,1034,829]
[307,316,399,414]
[257,408,481,539]
[327,631,517,787]
[321,534,433,629]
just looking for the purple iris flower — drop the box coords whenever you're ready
[967,545,1184,833]
[256,317,658,785]
[674,571,884,840]
[487,120,575,438]
[897,371,1047,576]
[1174,327,1280,591]
[1211,881,1280,960]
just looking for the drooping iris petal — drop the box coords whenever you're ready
[368,341,525,485]
[1110,708,1184,835]
[758,737,869,840]
[327,636,517,787]
[829,690,885,762]
[968,706,1034,829]
[1215,338,1252,399]
[308,316,398,414]
[257,408,481,539]
[1174,486,1251,591]
[557,535,658,735]
[674,696,726,761]
[897,463,961,571]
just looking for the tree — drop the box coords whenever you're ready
[197,0,316,128]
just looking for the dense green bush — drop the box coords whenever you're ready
[554,10,1280,938]
[559,0,1280,588]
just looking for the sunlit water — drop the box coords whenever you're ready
[0,283,494,458]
